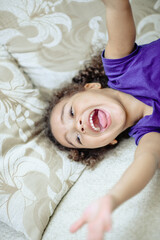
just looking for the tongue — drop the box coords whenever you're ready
[98,110,107,128]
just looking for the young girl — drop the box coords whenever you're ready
[45,0,160,239]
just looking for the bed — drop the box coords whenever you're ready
[0,0,160,239]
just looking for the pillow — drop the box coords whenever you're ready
[0,45,85,240]
[0,0,107,91]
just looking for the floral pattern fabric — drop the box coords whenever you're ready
[0,46,85,240]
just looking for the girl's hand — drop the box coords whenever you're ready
[70,195,113,240]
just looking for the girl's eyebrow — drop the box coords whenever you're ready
[61,103,66,124]
[61,103,76,147]
[65,134,76,148]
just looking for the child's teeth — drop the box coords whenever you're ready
[90,111,100,131]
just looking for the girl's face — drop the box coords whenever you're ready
[50,83,127,149]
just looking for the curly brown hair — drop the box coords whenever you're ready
[44,53,129,168]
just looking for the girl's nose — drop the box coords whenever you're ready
[77,119,85,133]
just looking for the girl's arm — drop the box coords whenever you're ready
[70,132,160,240]
[103,0,136,59]
[109,132,160,210]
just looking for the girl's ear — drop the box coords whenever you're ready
[109,139,118,145]
[84,83,102,90]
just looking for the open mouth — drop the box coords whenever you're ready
[89,109,110,132]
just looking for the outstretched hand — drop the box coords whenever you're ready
[70,195,113,240]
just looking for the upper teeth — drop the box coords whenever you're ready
[90,111,100,131]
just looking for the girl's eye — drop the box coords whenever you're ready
[77,134,82,145]
[70,107,74,117]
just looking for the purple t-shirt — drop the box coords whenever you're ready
[101,39,160,145]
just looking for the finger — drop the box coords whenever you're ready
[70,216,86,233]
[103,197,112,232]
[104,214,112,232]
[105,221,112,232]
